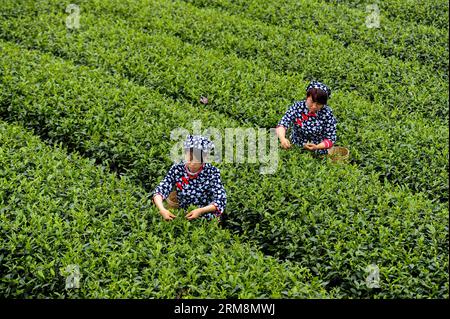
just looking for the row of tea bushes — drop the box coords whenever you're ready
[0,121,334,298]
[0,42,447,297]
[0,10,448,201]
[181,0,448,75]
[322,0,449,30]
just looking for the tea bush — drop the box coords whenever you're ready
[0,7,448,201]
[322,0,449,30]
[0,42,447,298]
[0,0,448,298]
[0,121,334,298]
[181,0,448,75]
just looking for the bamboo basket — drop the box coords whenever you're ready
[327,146,350,163]
[166,191,179,208]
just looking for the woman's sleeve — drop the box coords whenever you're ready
[152,164,178,200]
[277,104,297,130]
[321,111,337,149]
[208,168,227,216]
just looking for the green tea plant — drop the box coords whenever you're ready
[181,0,448,75]
[0,42,447,297]
[0,10,448,201]
[322,0,449,30]
[0,121,334,298]
[1,0,447,122]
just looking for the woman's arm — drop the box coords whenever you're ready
[185,204,216,220]
[152,164,179,220]
[153,194,165,211]
[276,126,291,149]
[321,110,337,147]
[152,164,179,200]
[186,167,227,220]
[304,110,337,151]
[304,141,328,150]
[277,103,299,149]
[153,194,177,220]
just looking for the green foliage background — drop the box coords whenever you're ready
[0,0,448,298]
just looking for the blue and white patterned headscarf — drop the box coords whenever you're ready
[183,135,215,153]
[306,80,331,98]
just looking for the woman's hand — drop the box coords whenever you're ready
[154,194,176,220]
[186,208,204,220]
[280,138,292,149]
[304,143,317,151]
[276,127,291,149]
[160,208,177,221]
